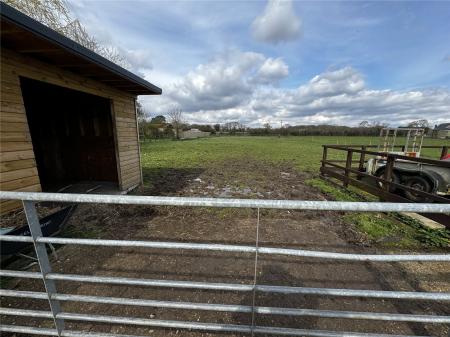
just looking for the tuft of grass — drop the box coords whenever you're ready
[305,177,449,249]
[305,178,359,201]
[344,212,418,248]
[394,213,450,248]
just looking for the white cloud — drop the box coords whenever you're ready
[297,67,365,99]
[247,68,450,126]
[145,62,450,127]
[153,50,289,113]
[251,0,302,44]
[168,51,261,111]
[255,57,289,84]
[121,48,153,72]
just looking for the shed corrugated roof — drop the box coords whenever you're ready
[0,3,162,95]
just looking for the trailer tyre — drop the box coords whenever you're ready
[375,169,399,192]
[404,176,432,202]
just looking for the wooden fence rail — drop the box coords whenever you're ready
[320,145,449,226]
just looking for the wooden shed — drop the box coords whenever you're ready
[0,4,162,213]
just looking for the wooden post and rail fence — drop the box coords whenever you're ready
[320,144,449,226]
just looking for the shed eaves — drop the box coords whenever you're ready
[0,3,162,96]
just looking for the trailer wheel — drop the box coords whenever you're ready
[375,169,399,192]
[404,176,432,202]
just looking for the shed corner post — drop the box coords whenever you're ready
[134,97,144,187]
[110,99,123,190]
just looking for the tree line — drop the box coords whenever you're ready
[137,105,437,140]
[248,124,386,136]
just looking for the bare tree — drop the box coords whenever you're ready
[168,108,183,140]
[5,0,128,67]
[408,119,430,128]
[359,120,371,127]
[222,121,245,133]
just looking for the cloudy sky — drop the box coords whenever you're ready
[70,0,450,127]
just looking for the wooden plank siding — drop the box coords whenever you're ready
[1,48,142,213]
[0,64,37,213]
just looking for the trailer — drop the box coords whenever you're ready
[320,140,449,226]
[366,128,449,202]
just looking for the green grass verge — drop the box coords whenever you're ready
[306,178,450,249]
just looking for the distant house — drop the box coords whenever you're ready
[180,129,210,140]
[433,123,450,139]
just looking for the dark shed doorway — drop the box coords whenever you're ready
[20,77,119,191]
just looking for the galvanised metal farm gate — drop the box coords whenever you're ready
[0,191,449,337]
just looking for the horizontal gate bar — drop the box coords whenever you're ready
[0,309,430,337]
[2,289,449,323]
[0,326,58,336]
[0,307,53,318]
[0,235,33,242]
[2,270,449,301]
[256,284,450,301]
[253,326,428,337]
[0,325,175,337]
[2,235,449,261]
[0,289,250,313]
[0,324,429,337]
[1,190,450,213]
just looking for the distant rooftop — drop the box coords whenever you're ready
[435,123,450,130]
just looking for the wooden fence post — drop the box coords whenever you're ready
[383,155,395,193]
[357,146,366,180]
[441,146,448,160]
[321,146,328,175]
[344,150,353,187]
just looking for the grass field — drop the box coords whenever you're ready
[140,136,449,249]
[141,136,447,172]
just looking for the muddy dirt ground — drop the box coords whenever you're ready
[1,160,449,336]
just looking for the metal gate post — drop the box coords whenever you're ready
[23,200,64,336]
[251,207,261,337]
